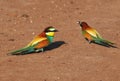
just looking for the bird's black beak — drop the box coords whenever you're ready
[77,21,81,24]
[77,21,82,27]
[54,29,59,32]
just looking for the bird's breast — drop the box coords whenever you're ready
[47,36,54,43]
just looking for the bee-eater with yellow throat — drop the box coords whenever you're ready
[9,26,58,55]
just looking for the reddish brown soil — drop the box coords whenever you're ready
[0,0,120,81]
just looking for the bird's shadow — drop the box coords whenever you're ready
[44,41,66,51]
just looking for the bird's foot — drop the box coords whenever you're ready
[85,38,93,44]
[88,41,93,44]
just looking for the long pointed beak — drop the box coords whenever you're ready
[54,30,59,32]
[77,21,81,24]
[77,21,82,27]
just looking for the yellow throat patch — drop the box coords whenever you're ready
[46,32,55,36]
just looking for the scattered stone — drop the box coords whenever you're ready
[13,29,17,31]
[57,77,60,80]
[8,39,15,41]
[51,1,55,4]
[21,14,29,18]
[7,19,12,22]
[0,8,3,11]
[61,62,66,64]
[116,32,120,36]
[0,33,4,35]
[21,33,25,36]
[79,12,82,14]
[40,15,44,18]
[32,32,35,35]
[32,7,36,10]
[14,22,17,25]
[50,16,52,20]
[55,5,58,8]
[63,4,66,7]
[8,59,12,62]
[47,56,51,58]
[76,7,79,10]
[70,1,74,4]
[30,19,33,23]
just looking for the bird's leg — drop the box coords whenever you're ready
[40,48,44,52]
[85,38,93,44]
[88,41,93,44]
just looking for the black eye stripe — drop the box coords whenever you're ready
[46,30,54,32]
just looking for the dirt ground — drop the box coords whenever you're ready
[0,0,120,81]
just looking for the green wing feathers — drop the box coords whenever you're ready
[93,37,117,48]
[9,46,35,55]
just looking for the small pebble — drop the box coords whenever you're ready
[21,14,29,18]
[30,20,33,23]
[8,39,15,41]
[32,32,35,35]
[13,29,17,31]
[8,59,12,62]
[51,1,55,4]
[70,1,74,4]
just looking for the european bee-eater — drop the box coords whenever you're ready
[9,26,58,55]
[77,21,117,48]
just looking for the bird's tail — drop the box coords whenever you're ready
[8,46,35,55]
[94,39,117,48]
[103,39,115,45]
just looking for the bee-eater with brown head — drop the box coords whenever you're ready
[77,21,117,48]
[9,26,58,55]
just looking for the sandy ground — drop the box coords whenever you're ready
[0,0,120,81]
